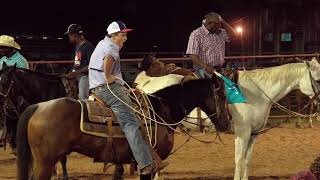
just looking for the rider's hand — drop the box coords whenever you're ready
[106,75,116,84]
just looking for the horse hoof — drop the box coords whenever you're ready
[112,176,124,180]
[140,174,152,180]
[50,177,58,180]
[295,122,302,128]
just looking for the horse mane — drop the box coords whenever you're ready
[242,63,307,87]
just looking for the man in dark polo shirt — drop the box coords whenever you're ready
[65,24,95,100]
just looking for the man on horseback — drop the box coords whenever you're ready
[88,21,166,175]
[65,24,95,100]
[186,12,236,77]
[0,35,29,70]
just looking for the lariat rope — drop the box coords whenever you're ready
[106,77,217,147]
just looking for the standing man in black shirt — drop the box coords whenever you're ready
[65,24,95,100]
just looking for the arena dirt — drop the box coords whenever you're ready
[0,123,319,180]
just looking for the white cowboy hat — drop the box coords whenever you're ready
[0,35,21,50]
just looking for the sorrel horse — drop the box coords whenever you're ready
[0,62,77,179]
[16,78,230,180]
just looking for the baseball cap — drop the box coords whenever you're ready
[107,21,133,35]
[64,24,83,35]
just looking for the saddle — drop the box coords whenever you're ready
[78,93,152,168]
[79,94,125,138]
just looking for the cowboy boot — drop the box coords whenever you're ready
[139,124,169,174]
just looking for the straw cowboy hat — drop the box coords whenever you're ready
[0,35,21,50]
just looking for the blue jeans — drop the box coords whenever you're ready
[92,83,153,168]
[77,75,89,100]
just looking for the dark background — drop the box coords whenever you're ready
[1,0,319,54]
[0,0,272,52]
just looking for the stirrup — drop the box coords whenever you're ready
[140,161,169,175]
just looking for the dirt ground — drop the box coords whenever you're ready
[0,123,320,180]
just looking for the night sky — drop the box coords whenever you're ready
[1,0,318,53]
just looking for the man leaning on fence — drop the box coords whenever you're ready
[186,12,237,78]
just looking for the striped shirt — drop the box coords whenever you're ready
[186,25,230,66]
[0,51,29,70]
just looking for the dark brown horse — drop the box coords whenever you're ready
[0,62,77,179]
[16,78,230,180]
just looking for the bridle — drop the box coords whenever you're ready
[305,61,320,103]
[0,72,21,149]
[0,77,14,99]
[0,71,22,118]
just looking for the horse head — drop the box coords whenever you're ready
[211,74,231,132]
[0,64,15,102]
[181,77,231,132]
[300,57,320,101]
[0,65,20,148]
[139,54,154,71]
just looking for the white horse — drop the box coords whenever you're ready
[134,59,320,180]
[231,58,320,180]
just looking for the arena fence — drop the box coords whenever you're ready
[27,53,319,124]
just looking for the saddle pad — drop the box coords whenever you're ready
[133,71,184,94]
[79,100,125,138]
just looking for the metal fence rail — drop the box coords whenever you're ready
[26,53,319,122]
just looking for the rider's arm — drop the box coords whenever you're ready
[104,55,116,84]
[221,19,237,40]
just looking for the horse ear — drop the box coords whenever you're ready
[311,57,318,63]
[2,62,8,69]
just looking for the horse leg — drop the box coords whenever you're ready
[234,130,251,180]
[140,174,153,180]
[51,165,58,180]
[33,160,55,180]
[113,164,124,180]
[242,135,257,180]
[308,103,314,128]
[60,156,68,180]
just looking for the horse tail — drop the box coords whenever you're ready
[16,104,38,180]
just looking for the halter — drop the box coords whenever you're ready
[0,73,20,149]
[0,77,14,99]
[305,61,320,101]
[0,75,20,118]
